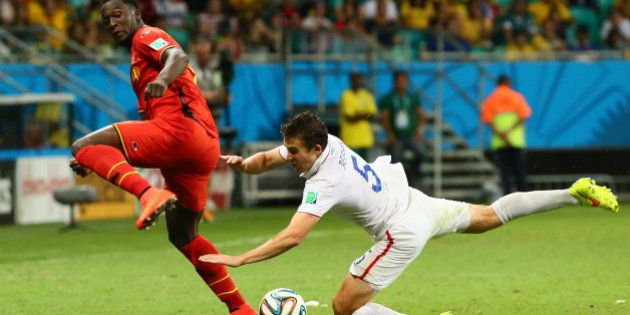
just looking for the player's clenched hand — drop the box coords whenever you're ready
[199,254,244,267]
[144,78,168,100]
[69,158,92,177]
[220,154,246,172]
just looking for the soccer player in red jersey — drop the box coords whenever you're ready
[68,1,256,314]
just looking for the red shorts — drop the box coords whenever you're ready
[113,115,219,211]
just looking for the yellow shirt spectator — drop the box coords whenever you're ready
[528,0,572,25]
[26,0,68,49]
[460,13,492,45]
[339,82,377,155]
[401,0,435,30]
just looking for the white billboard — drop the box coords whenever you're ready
[15,156,74,225]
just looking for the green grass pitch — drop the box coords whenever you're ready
[1,205,628,314]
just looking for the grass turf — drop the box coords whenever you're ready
[0,204,628,314]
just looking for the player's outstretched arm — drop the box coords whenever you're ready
[199,212,319,267]
[221,146,288,175]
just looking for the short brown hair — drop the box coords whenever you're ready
[280,111,328,150]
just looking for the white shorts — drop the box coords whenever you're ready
[349,188,470,291]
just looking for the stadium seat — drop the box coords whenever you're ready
[569,7,601,45]
[597,0,616,20]
[53,185,97,232]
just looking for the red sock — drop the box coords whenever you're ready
[75,145,150,198]
[180,235,247,311]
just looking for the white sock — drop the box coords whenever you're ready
[352,302,406,315]
[491,189,578,224]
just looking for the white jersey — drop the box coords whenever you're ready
[280,134,410,239]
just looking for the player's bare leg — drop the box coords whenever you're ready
[333,274,405,314]
[332,274,377,315]
[70,124,176,230]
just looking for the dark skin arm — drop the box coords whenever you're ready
[344,112,374,123]
[380,109,396,146]
[415,106,426,141]
[144,46,190,100]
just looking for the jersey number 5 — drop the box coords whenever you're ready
[351,156,382,192]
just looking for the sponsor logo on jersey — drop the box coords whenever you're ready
[305,191,318,204]
[149,37,168,51]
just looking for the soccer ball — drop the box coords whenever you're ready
[259,288,307,315]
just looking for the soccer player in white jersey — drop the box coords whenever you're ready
[200,111,620,315]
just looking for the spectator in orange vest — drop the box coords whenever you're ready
[481,75,532,195]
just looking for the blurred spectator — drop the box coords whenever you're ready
[218,17,244,61]
[333,0,367,53]
[272,0,302,28]
[481,75,531,195]
[494,0,538,46]
[189,36,228,121]
[528,0,573,26]
[271,0,302,53]
[532,19,567,51]
[379,71,426,181]
[605,28,629,49]
[197,0,225,40]
[137,0,157,25]
[335,0,362,31]
[600,8,630,44]
[400,0,435,30]
[460,0,493,47]
[505,30,536,59]
[26,0,70,50]
[1,0,16,26]
[154,0,191,50]
[302,1,334,53]
[568,24,596,50]
[244,17,279,54]
[339,72,378,160]
[228,0,267,15]
[365,0,400,46]
[361,0,398,22]
[616,0,630,18]
[426,2,470,52]
[442,0,468,21]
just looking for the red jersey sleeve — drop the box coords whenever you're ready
[132,27,179,66]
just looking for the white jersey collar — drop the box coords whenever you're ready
[300,144,331,179]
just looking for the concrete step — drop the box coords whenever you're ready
[421,175,500,186]
[421,162,496,173]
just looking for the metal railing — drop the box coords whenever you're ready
[0,26,129,135]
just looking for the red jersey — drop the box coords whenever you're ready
[129,25,217,138]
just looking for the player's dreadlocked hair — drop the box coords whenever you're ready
[281,111,328,150]
[100,0,139,9]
